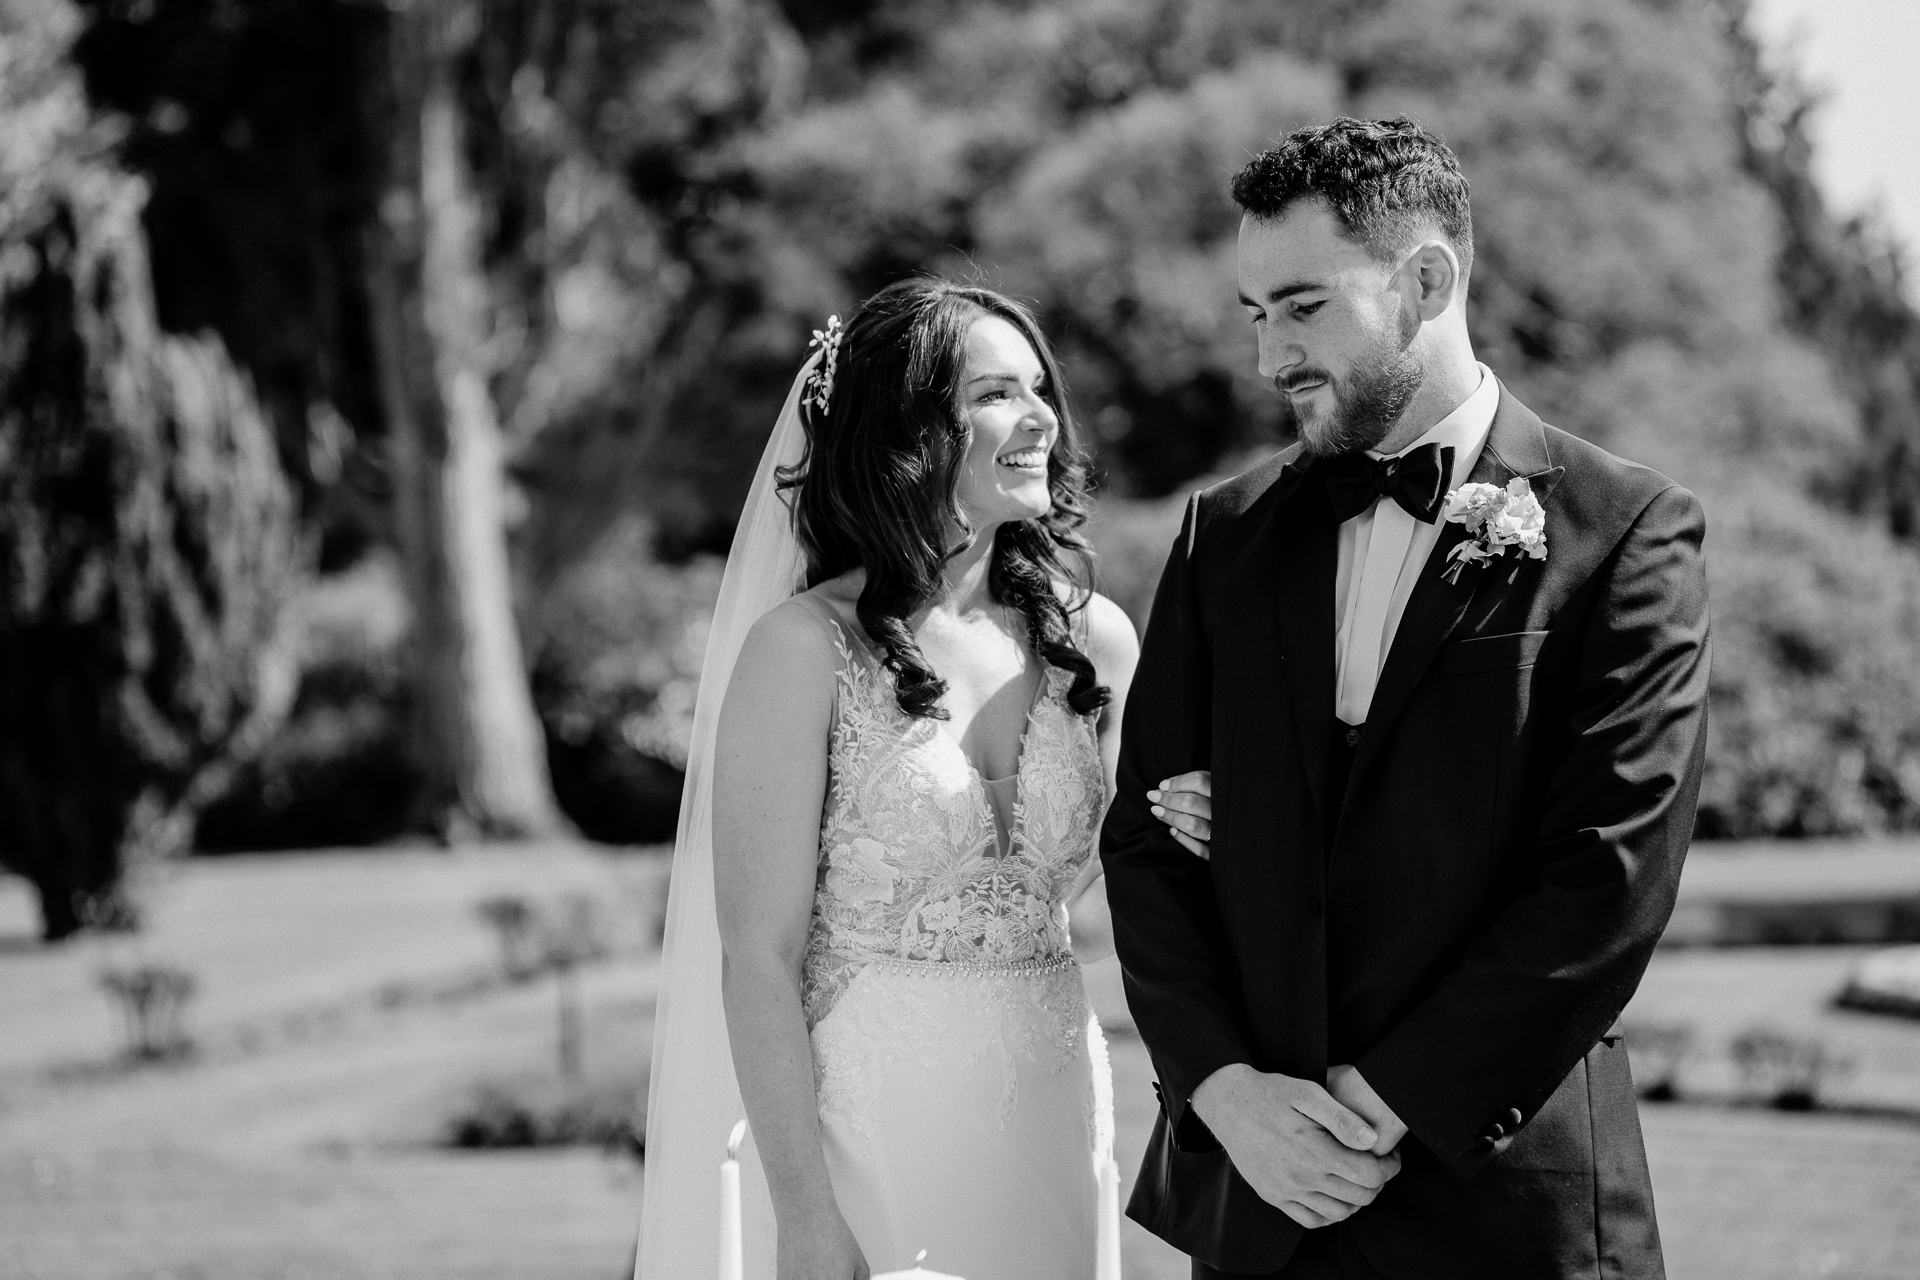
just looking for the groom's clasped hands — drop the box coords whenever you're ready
[1148,773,1411,1228]
[1192,1063,1406,1230]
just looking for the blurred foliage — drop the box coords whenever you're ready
[24,0,1920,843]
[1729,1025,1855,1112]
[0,0,301,936]
[99,960,198,1059]
[531,518,722,844]
[195,553,418,851]
[444,1071,644,1157]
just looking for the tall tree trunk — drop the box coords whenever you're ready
[370,0,562,840]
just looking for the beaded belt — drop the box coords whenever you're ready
[869,952,1075,979]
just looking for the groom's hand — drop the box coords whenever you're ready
[1191,1064,1402,1229]
[1327,1064,1408,1157]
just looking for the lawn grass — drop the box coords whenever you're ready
[4,848,1919,1280]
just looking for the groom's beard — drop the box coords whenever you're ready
[1286,330,1424,459]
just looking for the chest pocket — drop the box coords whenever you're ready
[1439,629,1550,677]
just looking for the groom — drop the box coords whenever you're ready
[1101,117,1709,1279]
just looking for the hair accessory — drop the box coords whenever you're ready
[802,314,844,420]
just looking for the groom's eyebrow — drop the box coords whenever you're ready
[1239,282,1325,306]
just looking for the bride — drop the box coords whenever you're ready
[637,276,1194,1279]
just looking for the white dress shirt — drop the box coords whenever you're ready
[1333,363,1500,725]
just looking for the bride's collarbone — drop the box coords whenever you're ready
[892,610,1030,777]
[920,641,1044,783]
[807,587,1042,777]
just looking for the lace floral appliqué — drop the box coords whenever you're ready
[799,625,1106,1139]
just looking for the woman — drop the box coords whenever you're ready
[641,275,1180,1280]
[720,277,1138,1280]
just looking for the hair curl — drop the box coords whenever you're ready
[778,278,1110,720]
[1231,115,1474,283]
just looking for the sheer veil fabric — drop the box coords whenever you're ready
[635,358,816,1280]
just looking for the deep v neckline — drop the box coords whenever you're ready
[827,615,1048,857]
[934,663,1049,787]
[941,670,1048,860]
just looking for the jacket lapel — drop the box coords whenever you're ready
[1341,386,1566,809]
[1264,456,1339,830]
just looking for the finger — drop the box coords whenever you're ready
[1170,830,1210,860]
[1150,805,1212,839]
[1150,789,1211,819]
[1293,1190,1360,1223]
[1280,1200,1332,1230]
[1290,1084,1379,1151]
[1324,1155,1389,1193]
[1324,1142,1399,1189]
[1155,770,1213,796]
[1317,1174,1379,1208]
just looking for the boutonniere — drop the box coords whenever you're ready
[1440,477,1547,584]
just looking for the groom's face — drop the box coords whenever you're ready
[1237,202,1423,457]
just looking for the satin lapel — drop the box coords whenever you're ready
[1343,386,1566,807]
[1265,460,1338,828]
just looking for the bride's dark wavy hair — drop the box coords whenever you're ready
[778,277,1110,720]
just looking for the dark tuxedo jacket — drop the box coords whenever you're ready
[1101,386,1709,1279]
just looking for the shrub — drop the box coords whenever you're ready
[443,1073,644,1159]
[99,962,197,1060]
[195,554,419,851]
[0,1,301,934]
[531,518,723,843]
[1729,1027,1854,1111]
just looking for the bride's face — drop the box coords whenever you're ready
[954,315,1059,532]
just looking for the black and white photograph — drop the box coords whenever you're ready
[3,1,1918,1277]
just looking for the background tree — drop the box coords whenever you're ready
[0,0,300,937]
[39,0,1920,847]
[364,0,564,839]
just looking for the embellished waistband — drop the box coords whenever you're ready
[867,952,1076,979]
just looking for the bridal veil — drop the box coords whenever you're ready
[635,356,817,1280]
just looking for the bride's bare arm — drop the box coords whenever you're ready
[713,603,868,1277]
[1086,592,1141,810]
[1067,592,1141,959]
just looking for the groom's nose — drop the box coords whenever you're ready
[1257,327,1303,380]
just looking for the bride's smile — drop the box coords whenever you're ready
[958,314,1059,528]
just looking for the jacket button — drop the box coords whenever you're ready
[1308,894,1323,919]
[1506,1108,1523,1127]
[1345,726,1362,747]
[1475,1135,1496,1152]
[1486,1123,1505,1139]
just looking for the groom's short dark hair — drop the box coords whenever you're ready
[1231,116,1474,283]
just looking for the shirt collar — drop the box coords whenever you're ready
[1374,362,1498,490]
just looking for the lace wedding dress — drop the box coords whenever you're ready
[794,596,1113,1280]
[635,355,1114,1280]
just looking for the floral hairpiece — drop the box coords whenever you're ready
[802,315,844,420]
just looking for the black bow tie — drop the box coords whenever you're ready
[1318,443,1455,525]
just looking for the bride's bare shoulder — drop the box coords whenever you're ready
[735,593,844,694]
[1080,590,1140,678]
[1048,581,1137,663]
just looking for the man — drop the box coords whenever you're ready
[1101,116,1709,1279]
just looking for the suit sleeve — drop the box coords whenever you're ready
[1356,483,1711,1179]
[1100,492,1257,1142]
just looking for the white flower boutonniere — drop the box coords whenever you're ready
[1440,477,1548,584]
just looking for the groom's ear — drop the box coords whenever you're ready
[1402,239,1462,321]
